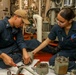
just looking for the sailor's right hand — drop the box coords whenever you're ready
[0,53,17,67]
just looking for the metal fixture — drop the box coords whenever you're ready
[32,63,49,75]
[55,55,69,75]
[33,14,42,42]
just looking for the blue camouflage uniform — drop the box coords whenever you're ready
[48,21,76,71]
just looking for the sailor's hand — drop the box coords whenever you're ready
[0,53,17,67]
[22,49,31,64]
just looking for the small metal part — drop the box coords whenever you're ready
[15,66,36,75]
[17,67,23,74]
[7,70,11,75]
[70,69,76,75]
[34,61,40,67]
[33,63,49,75]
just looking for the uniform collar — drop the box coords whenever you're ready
[57,25,63,34]
[3,17,11,28]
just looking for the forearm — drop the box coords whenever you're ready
[0,53,17,66]
[33,38,51,54]
[22,48,28,55]
[0,53,7,59]
[34,41,48,53]
[22,48,27,56]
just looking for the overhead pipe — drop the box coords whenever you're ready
[19,0,22,9]
[39,0,41,16]
[50,1,56,26]
[33,14,42,42]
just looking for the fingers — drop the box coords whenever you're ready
[9,60,17,67]
[23,57,31,65]
[12,62,17,67]
[31,51,35,55]
[23,52,34,65]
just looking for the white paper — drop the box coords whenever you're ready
[0,59,70,75]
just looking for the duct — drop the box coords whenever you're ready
[33,14,42,42]
[50,1,56,26]
[19,0,22,9]
[39,0,41,16]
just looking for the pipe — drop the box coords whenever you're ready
[15,66,36,75]
[19,0,22,9]
[50,1,56,25]
[33,14,42,42]
[39,0,41,16]
[45,0,50,18]
[75,0,76,7]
